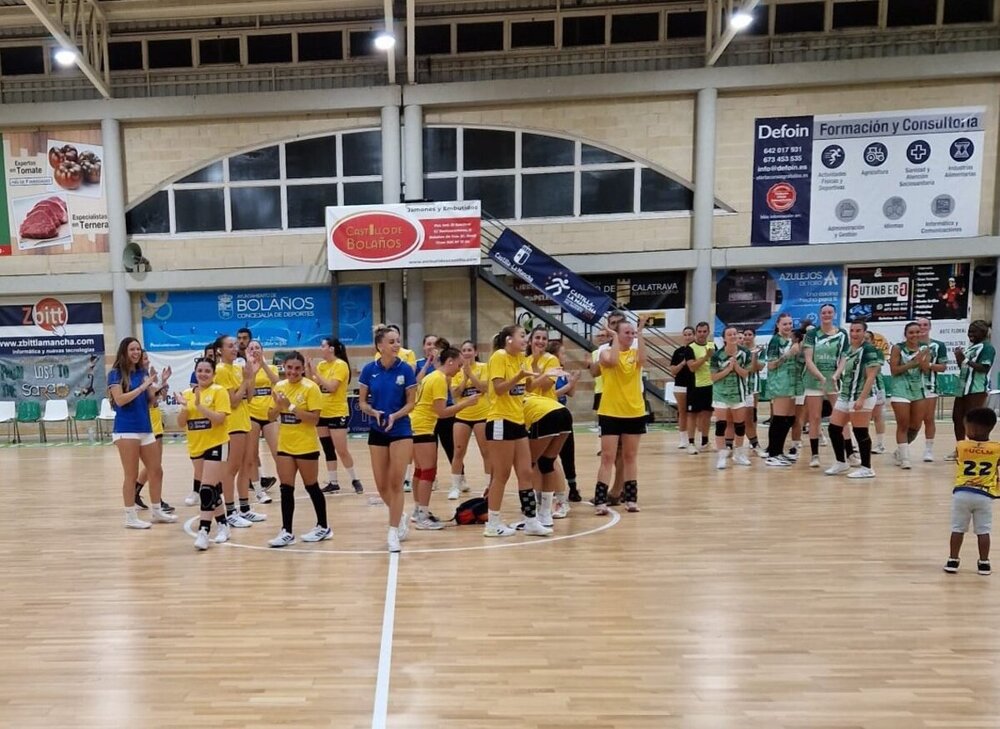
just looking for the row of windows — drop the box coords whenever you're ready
[125,128,700,235]
[0,0,991,75]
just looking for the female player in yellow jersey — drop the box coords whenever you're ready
[245,340,279,504]
[267,351,331,548]
[135,351,174,513]
[214,336,266,527]
[483,324,552,538]
[178,358,231,550]
[308,336,364,495]
[449,340,490,500]
[524,393,573,527]
[410,340,481,530]
[526,325,560,400]
[593,316,648,514]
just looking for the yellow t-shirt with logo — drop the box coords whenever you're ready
[523,393,564,429]
[410,369,448,436]
[272,378,322,456]
[452,361,490,422]
[374,348,416,368]
[487,349,527,425]
[182,384,231,458]
[214,362,251,433]
[529,352,560,400]
[598,349,645,418]
[592,350,603,395]
[247,365,279,422]
[149,404,164,436]
[315,358,350,418]
[953,439,1000,499]
[689,342,714,388]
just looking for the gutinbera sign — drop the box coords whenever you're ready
[326,201,481,270]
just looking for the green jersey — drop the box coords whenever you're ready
[766,335,797,398]
[803,327,848,392]
[711,346,751,404]
[746,346,763,395]
[872,347,886,396]
[960,341,996,395]
[920,339,949,394]
[894,343,926,401]
[839,342,881,401]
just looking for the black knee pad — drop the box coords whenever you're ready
[734,421,746,437]
[212,483,223,508]
[319,435,336,461]
[715,420,727,437]
[199,484,216,511]
[537,455,556,474]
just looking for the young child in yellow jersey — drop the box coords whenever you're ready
[945,407,1000,576]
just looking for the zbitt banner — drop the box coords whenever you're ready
[489,229,613,325]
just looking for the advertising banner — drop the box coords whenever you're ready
[140,285,373,352]
[1,129,109,256]
[0,354,104,405]
[586,271,687,332]
[490,229,613,325]
[715,266,843,336]
[326,201,481,271]
[752,107,984,246]
[0,295,105,356]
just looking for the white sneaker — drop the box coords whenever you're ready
[871,443,886,454]
[809,455,821,468]
[847,467,876,479]
[595,504,610,516]
[447,486,461,500]
[923,450,934,463]
[755,447,768,458]
[240,509,268,523]
[184,492,199,507]
[553,500,570,519]
[214,523,231,544]
[687,444,699,455]
[398,514,410,542]
[414,513,445,531]
[765,456,791,467]
[387,527,401,553]
[625,502,640,512]
[848,454,862,467]
[538,509,554,528]
[893,449,902,466]
[268,529,294,548]
[151,508,178,524]
[824,461,850,476]
[733,451,752,467]
[460,478,470,493]
[254,487,273,504]
[944,450,958,462]
[194,529,210,550]
[716,452,728,470]
[301,525,332,542]
[124,511,151,529]
[483,522,517,537]
[523,517,552,537]
[226,512,253,528]
[900,458,912,470]
[677,439,689,450]
[785,449,800,462]
[402,479,412,493]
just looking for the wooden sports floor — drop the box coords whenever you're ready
[2,427,999,729]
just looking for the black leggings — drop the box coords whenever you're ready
[558,430,577,482]
[435,416,456,464]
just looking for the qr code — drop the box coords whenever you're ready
[769,220,791,241]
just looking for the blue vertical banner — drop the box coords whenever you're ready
[489,229,614,324]
[751,116,814,246]
[715,266,843,336]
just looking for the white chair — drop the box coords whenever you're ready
[97,398,116,440]
[0,401,17,443]
[41,399,76,442]
[663,382,678,407]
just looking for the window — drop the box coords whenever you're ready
[109,42,143,71]
[522,134,574,167]
[582,144,629,165]
[298,31,343,61]
[464,129,515,171]
[511,21,555,48]
[423,177,457,202]
[416,25,451,55]
[457,22,503,53]
[178,162,224,185]
[833,1,879,28]
[229,146,279,182]
[944,0,992,23]
[563,16,606,47]
[423,128,457,173]
[231,187,281,230]
[0,46,44,75]
[199,38,240,65]
[342,131,382,176]
[349,30,379,57]
[147,39,193,69]
[125,192,169,234]
[288,185,338,228]
[775,3,825,33]
[667,11,706,39]
[887,0,936,26]
[581,170,634,215]
[611,14,660,44]
[248,34,292,64]
[175,189,225,232]
[641,169,693,212]
[464,176,515,219]
[522,173,574,217]
[286,137,336,179]
[343,181,383,205]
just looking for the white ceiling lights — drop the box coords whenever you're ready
[54,47,78,66]
[374,32,395,51]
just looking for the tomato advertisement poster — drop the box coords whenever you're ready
[1,129,109,256]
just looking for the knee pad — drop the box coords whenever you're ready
[319,435,336,461]
[734,421,746,437]
[537,455,556,475]
[199,484,216,511]
[715,420,727,437]
[212,483,224,508]
[416,467,437,483]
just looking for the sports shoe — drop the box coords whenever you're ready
[214,523,231,544]
[846,467,876,479]
[226,512,253,528]
[893,449,902,466]
[184,492,199,507]
[268,529,294,548]
[352,480,364,494]
[160,500,176,513]
[151,508,178,524]
[398,514,410,542]
[568,487,582,503]
[716,451,727,470]
[403,479,412,493]
[301,525,332,542]
[483,522,516,537]
[240,509,268,523]
[594,504,610,516]
[687,444,699,455]
[322,482,341,494]
[124,511,151,529]
[553,500,570,519]
[943,558,960,573]
[460,477,470,493]
[765,456,791,467]
[194,529,210,551]
[821,433,829,447]
[923,450,934,463]
[900,458,912,470]
[809,455,821,469]
[755,447,768,458]
[254,486,273,504]
[447,486,461,500]
[414,512,445,530]
[733,451,752,467]
[523,517,552,537]
[260,476,277,490]
[848,454,862,467]
[134,486,148,510]
[871,443,886,454]
[625,502,640,513]
[387,528,401,553]
[977,560,991,576]
[538,509,554,528]
[787,447,799,461]
[944,451,958,462]
[824,462,850,476]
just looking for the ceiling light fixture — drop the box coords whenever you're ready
[374,33,396,51]
[730,11,754,31]
[54,47,78,66]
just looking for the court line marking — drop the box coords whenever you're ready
[371,552,399,729]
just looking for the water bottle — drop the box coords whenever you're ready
[87,426,96,443]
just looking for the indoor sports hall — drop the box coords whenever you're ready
[1,1,1000,727]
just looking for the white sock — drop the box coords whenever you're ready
[388,526,398,538]
[876,434,884,447]
[327,471,338,485]
[250,480,259,489]
[125,506,137,516]
[899,443,910,459]
[451,474,463,488]
[404,464,414,481]
[347,467,358,481]
[488,509,502,525]
[151,502,161,511]
[399,513,408,528]
[925,439,934,451]
[460,474,468,486]
[540,492,554,512]
[412,505,423,518]
[792,440,801,450]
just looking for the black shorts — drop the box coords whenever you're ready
[368,430,413,448]
[529,408,573,440]
[154,434,163,441]
[455,418,486,427]
[319,415,349,429]
[592,393,602,411]
[413,433,437,444]
[687,385,714,413]
[598,415,647,436]
[277,450,320,460]
[192,443,228,462]
[228,429,250,436]
[486,419,528,441]
[250,417,272,429]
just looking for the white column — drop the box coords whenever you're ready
[690,88,718,326]
[102,118,133,341]
[403,104,423,201]
[381,105,404,330]
[991,260,1000,379]
[405,268,424,350]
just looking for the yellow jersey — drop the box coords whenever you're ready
[374,348,416,368]
[214,362,251,434]
[247,365,279,422]
[452,361,490,422]
[149,404,164,436]
[598,349,645,418]
[272,378,322,456]
[523,393,564,429]
[182,384,231,458]
[591,349,603,394]
[487,349,527,425]
[411,369,448,436]
[689,342,714,388]
[315,358,350,418]
[528,352,560,400]
[954,439,1000,499]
